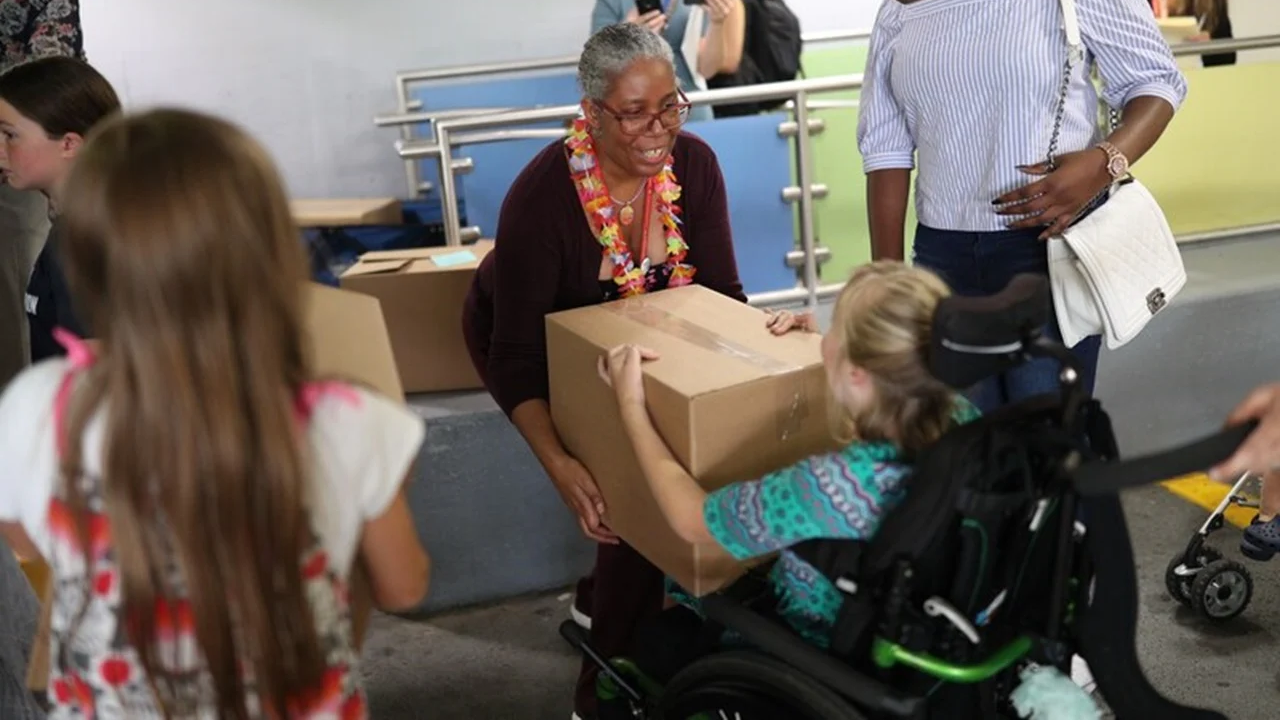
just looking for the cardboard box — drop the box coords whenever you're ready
[340,241,492,394]
[291,197,403,227]
[28,283,405,690]
[305,282,405,650]
[547,285,838,595]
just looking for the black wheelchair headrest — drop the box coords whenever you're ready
[928,274,1051,390]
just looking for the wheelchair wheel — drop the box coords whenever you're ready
[1189,559,1253,621]
[657,650,865,720]
[1164,544,1222,606]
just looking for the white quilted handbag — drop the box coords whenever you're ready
[1047,0,1185,350]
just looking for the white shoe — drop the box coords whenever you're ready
[1070,655,1095,692]
[570,603,593,631]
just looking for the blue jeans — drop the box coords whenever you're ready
[912,225,1101,414]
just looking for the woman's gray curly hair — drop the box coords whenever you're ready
[578,23,677,102]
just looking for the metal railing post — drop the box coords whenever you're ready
[436,124,463,246]
[792,89,820,313]
[394,78,422,198]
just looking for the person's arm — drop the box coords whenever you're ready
[698,0,747,79]
[0,366,64,563]
[867,170,911,262]
[1211,384,1280,482]
[680,137,748,303]
[994,0,1186,237]
[0,523,38,563]
[27,0,83,59]
[591,0,624,32]
[618,400,712,543]
[359,487,430,611]
[487,175,571,462]
[486,156,618,542]
[1079,0,1186,163]
[619,396,895,553]
[349,393,431,612]
[857,2,915,262]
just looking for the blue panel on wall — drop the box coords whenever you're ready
[407,72,579,203]
[408,73,580,113]
[682,113,797,295]
[455,138,557,240]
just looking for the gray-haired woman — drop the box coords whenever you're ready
[460,22,763,720]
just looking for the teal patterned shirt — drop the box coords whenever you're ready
[672,397,981,648]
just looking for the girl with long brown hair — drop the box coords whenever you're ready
[0,108,430,718]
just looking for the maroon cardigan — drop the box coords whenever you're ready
[462,131,747,418]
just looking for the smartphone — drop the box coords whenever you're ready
[635,0,664,15]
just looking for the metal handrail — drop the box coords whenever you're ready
[386,31,1280,193]
[1170,34,1280,56]
[420,73,864,309]
[416,74,861,139]
[396,33,1280,308]
[384,28,870,193]
[399,128,570,158]
[374,107,519,128]
[377,98,856,130]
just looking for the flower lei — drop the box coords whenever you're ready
[565,117,696,297]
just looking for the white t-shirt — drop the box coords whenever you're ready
[0,358,426,581]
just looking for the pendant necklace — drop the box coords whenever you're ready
[612,180,648,227]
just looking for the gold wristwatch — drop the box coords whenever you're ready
[1096,141,1130,180]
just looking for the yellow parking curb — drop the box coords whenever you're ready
[1160,473,1255,529]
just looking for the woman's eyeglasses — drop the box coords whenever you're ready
[595,91,693,136]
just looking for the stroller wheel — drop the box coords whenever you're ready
[1164,545,1222,606]
[1190,559,1253,621]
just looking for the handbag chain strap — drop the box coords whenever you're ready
[1046,0,1120,172]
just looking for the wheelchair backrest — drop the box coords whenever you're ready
[792,397,1110,635]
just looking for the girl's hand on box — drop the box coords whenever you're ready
[598,344,660,408]
[766,309,818,335]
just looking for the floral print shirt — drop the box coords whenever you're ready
[1,0,84,74]
[39,345,367,718]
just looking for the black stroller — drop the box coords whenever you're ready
[561,274,1250,719]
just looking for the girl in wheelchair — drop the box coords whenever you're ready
[596,261,980,715]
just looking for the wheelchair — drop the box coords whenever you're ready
[561,275,1252,720]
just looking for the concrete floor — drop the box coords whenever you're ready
[359,485,1280,720]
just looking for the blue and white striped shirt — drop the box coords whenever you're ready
[857,0,1187,232]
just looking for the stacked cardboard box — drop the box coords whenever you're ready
[340,241,492,394]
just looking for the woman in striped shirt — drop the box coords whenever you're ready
[857,0,1187,412]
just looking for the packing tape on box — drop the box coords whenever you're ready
[606,299,812,441]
